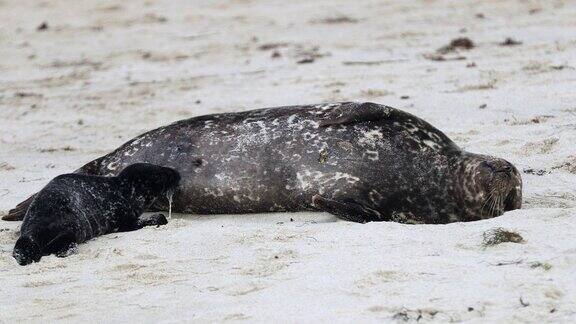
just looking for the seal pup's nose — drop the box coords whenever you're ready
[13,236,41,266]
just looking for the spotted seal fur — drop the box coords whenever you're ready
[5,102,521,224]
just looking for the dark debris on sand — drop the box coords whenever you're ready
[295,46,329,64]
[482,228,525,246]
[258,42,289,51]
[392,309,440,322]
[530,262,552,271]
[523,168,549,176]
[316,16,359,24]
[437,37,475,54]
[36,22,49,31]
[500,38,523,46]
[424,37,474,62]
[297,58,315,64]
[423,53,466,62]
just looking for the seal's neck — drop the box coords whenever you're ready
[118,178,161,211]
[451,153,487,208]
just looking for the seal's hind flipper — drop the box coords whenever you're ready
[319,102,393,127]
[312,195,381,223]
[3,157,106,222]
[3,195,35,221]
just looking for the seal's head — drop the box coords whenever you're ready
[119,163,181,207]
[13,236,42,266]
[455,154,522,220]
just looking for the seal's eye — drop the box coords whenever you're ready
[482,161,513,175]
[493,165,514,178]
[480,162,496,176]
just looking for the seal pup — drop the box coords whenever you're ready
[13,163,180,265]
[5,102,521,224]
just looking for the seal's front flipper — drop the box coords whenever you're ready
[320,102,393,127]
[312,195,380,223]
[44,232,77,258]
[119,213,168,232]
[137,213,168,228]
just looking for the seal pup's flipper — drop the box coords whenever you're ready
[3,195,35,221]
[3,157,106,221]
[319,102,393,127]
[137,213,168,228]
[118,213,168,232]
[312,195,381,223]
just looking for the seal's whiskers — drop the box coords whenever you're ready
[481,187,497,218]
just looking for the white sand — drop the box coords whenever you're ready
[1,0,576,322]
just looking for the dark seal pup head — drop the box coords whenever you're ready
[117,163,181,208]
[13,163,180,266]
[454,153,522,221]
[13,237,42,266]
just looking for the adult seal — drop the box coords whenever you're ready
[13,163,180,265]
[5,102,522,224]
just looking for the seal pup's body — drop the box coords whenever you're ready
[6,102,521,225]
[13,163,180,265]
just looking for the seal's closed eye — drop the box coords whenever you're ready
[483,160,514,174]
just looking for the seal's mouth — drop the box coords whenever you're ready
[481,186,509,218]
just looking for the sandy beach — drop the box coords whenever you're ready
[1,0,576,322]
